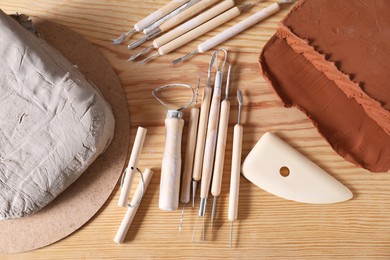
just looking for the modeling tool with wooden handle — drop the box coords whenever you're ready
[178,81,200,232]
[210,64,231,228]
[153,84,195,211]
[193,49,227,242]
[114,168,154,244]
[138,6,241,64]
[173,0,296,64]
[118,126,147,208]
[113,0,191,45]
[129,0,234,61]
[242,132,353,204]
[228,90,243,248]
[191,53,217,207]
[129,0,220,50]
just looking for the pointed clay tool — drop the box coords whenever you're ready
[241,132,353,204]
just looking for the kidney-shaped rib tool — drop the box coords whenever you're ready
[242,132,353,204]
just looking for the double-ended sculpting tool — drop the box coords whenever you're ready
[173,0,295,64]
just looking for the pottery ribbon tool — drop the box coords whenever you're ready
[210,64,231,228]
[191,53,216,207]
[153,84,195,211]
[173,0,295,64]
[112,0,191,45]
[241,132,353,204]
[129,0,235,61]
[138,3,253,64]
[118,126,147,207]
[179,80,200,232]
[228,89,243,248]
[194,49,227,242]
[114,168,153,244]
[128,0,220,50]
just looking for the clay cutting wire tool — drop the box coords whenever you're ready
[173,0,295,64]
[138,3,256,64]
[228,90,243,248]
[178,80,200,233]
[112,0,192,45]
[191,53,216,208]
[128,0,219,50]
[129,0,235,61]
[193,48,227,242]
[153,84,195,211]
[210,64,231,228]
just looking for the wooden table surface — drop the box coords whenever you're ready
[1,0,390,259]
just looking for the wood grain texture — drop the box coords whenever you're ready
[1,0,390,259]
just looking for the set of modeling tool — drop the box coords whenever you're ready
[113,0,295,63]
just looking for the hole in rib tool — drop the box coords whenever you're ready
[193,49,227,242]
[129,0,217,50]
[117,126,147,208]
[179,80,200,233]
[113,0,192,45]
[173,0,296,64]
[191,53,216,208]
[153,84,195,211]
[211,64,232,228]
[129,0,235,61]
[228,90,244,248]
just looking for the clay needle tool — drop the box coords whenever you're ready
[114,168,153,244]
[129,0,219,50]
[112,0,191,45]
[210,64,231,228]
[129,0,235,61]
[179,80,200,233]
[228,90,243,248]
[138,3,250,64]
[191,52,217,208]
[153,84,195,211]
[194,49,227,242]
[118,126,147,207]
[173,0,295,64]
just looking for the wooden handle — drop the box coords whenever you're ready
[211,100,230,197]
[180,107,200,204]
[192,86,212,182]
[158,6,241,55]
[228,124,243,222]
[198,2,280,53]
[159,0,220,32]
[134,0,190,31]
[159,116,184,211]
[114,168,154,244]
[118,126,147,207]
[153,0,235,48]
[200,72,223,199]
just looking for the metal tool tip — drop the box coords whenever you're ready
[172,50,199,65]
[128,35,148,50]
[192,181,198,207]
[211,196,217,228]
[112,28,136,45]
[137,52,159,64]
[237,90,243,105]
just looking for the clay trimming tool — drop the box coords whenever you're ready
[138,3,254,64]
[129,0,235,61]
[172,0,295,64]
[153,84,195,211]
[114,168,153,244]
[112,0,192,45]
[118,126,147,207]
[210,64,231,228]
[193,49,227,242]
[128,0,220,50]
[228,89,243,248]
[179,80,200,233]
[241,132,353,204]
[191,52,216,208]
